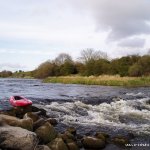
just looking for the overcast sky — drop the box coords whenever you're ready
[0,0,150,71]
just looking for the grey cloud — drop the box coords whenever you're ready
[118,38,145,48]
[69,0,150,41]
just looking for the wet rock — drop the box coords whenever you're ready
[0,114,33,131]
[98,132,110,139]
[21,118,33,131]
[112,135,130,146]
[95,132,110,142]
[15,105,32,118]
[3,107,16,116]
[24,112,39,122]
[0,114,20,126]
[76,134,83,140]
[47,138,68,150]
[35,122,57,144]
[67,142,79,150]
[95,133,106,142]
[103,143,122,150]
[76,140,83,149]
[61,131,76,143]
[46,118,58,126]
[3,105,32,118]
[20,118,33,131]
[128,132,135,139]
[36,145,51,150]
[66,127,76,135]
[32,106,47,117]
[0,125,37,150]
[82,136,106,149]
[33,118,46,130]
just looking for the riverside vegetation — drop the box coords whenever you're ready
[1,49,150,86]
[43,75,150,87]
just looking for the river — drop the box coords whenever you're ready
[0,78,150,149]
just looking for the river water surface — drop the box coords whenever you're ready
[0,78,150,149]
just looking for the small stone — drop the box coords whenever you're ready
[67,142,79,150]
[95,132,110,142]
[112,135,130,146]
[46,118,58,126]
[66,127,76,135]
[82,136,106,149]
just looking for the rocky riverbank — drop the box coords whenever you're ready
[0,105,133,150]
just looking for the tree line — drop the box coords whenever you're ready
[0,49,150,78]
[32,49,150,78]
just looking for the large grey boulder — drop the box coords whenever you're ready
[0,125,37,150]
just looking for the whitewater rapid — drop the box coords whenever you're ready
[37,96,150,135]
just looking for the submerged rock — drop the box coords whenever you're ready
[95,132,110,142]
[0,125,37,150]
[46,118,58,126]
[66,127,76,135]
[32,106,47,117]
[82,136,106,149]
[112,135,130,147]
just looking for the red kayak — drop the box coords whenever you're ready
[9,96,32,107]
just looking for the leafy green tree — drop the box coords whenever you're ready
[74,62,85,75]
[138,55,150,75]
[93,59,110,75]
[60,61,76,75]
[110,55,140,76]
[0,70,12,77]
[128,63,142,77]
[34,61,55,78]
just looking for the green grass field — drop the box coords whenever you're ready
[43,75,150,87]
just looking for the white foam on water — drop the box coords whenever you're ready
[44,97,150,135]
[125,92,144,96]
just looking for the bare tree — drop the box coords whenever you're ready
[54,53,72,65]
[79,48,108,63]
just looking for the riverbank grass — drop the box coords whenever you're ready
[43,75,150,87]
